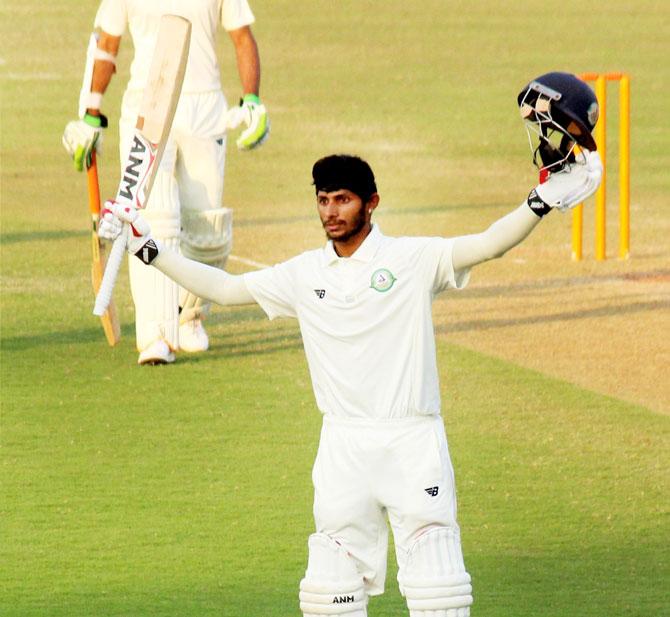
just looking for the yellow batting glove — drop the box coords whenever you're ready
[227,94,270,150]
[62,112,107,171]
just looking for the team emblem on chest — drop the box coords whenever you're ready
[370,268,397,292]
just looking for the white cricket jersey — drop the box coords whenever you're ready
[244,226,471,420]
[95,0,255,93]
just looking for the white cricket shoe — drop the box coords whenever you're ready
[179,319,209,353]
[138,339,175,365]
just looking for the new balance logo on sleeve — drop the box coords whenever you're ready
[135,239,159,265]
[314,289,326,299]
[425,486,439,497]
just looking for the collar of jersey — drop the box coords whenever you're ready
[323,224,383,265]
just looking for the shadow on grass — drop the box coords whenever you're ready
[180,331,304,363]
[0,322,303,359]
[466,546,668,616]
[0,323,134,352]
[438,300,668,334]
[0,586,299,617]
[0,229,88,244]
[3,545,664,617]
[457,269,670,298]
[207,306,269,327]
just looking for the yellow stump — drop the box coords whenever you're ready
[595,75,607,261]
[619,75,630,259]
[571,203,583,261]
[573,72,631,261]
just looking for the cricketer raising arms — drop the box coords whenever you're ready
[99,127,602,615]
[63,0,269,365]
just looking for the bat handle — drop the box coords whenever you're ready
[87,150,101,215]
[93,226,127,316]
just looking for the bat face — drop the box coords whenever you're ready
[116,15,191,209]
[138,15,191,144]
[115,15,191,210]
[117,132,157,208]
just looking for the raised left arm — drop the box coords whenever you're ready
[99,202,256,306]
[452,204,541,271]
[452,150,602,270]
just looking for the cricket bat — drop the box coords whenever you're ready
[87,149,121,345]
[93,14,191,317]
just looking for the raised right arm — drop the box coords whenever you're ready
[154,249,256,306]
[99,201,256,306]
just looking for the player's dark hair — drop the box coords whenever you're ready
[312,154,377,204]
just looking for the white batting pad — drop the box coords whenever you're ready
[399,527,472,617]
[129,171,181,351]
[179,206,232,323]
[299,533,367,617]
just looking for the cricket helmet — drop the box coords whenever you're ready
[517,71,599,172]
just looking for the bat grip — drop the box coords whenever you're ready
[93,226,127,316]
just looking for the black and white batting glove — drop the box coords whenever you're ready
[528,149,603,217]
[99,200,160,264]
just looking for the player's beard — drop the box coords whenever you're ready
[322,203,367,242]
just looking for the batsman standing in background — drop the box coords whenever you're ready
[99,73,601,615]
[63,0,269,365]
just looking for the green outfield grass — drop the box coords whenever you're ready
[1,1,668,615]
[2,318,667,616]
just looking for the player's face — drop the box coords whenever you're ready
[317,189,368,242]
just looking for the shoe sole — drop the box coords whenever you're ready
[138,358,175,366]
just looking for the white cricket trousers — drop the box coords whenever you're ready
[312,414,464,595]
[119,89,228,350]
